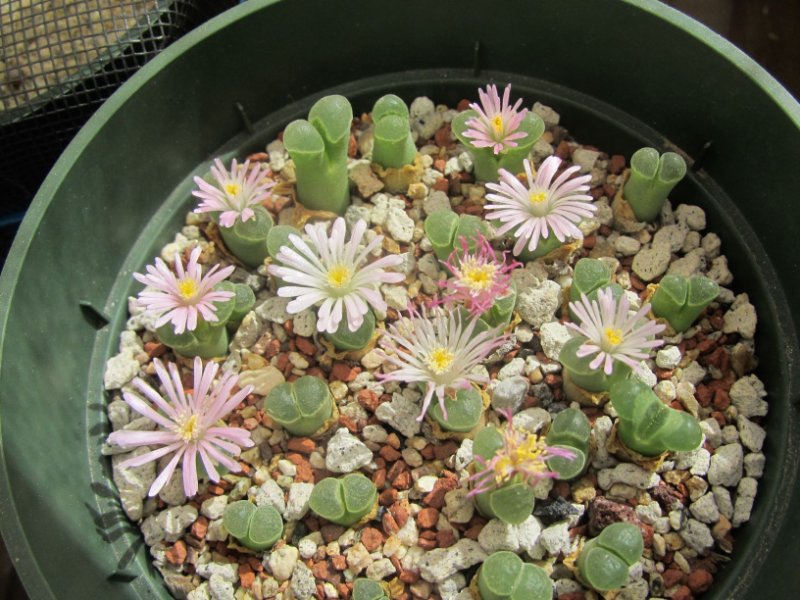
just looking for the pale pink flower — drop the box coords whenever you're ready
[268,218,405,334]
[377,307,508,421]
[134,246,235,334]
[438,232,520,316]
[462,84,529,154]
[567,287,666,375]
[107,357,254,498]
[193,158,275,228]
[485,156,596,256]
[468,408,574,496]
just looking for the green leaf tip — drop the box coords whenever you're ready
[651,274,719,332]
[264,375,333,437]
[372,95,415,169]
[623,147,687,222]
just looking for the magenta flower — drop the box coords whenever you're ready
[485,156,596,256]
[377,307,508,421]
[268,218,405,334]
[134,246,235,334]
[107,357,254,497]
[567,287,666,375]
[438,233,521,316]
[468,408,574,496]
[462,84,529,154]
[193,158,275,228]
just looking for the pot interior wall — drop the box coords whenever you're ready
[1,1,798,600]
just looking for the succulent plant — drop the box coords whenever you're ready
[577,522,643,591]
[559,336,632,394]
[371,94,416,169]
[323,308,376,351]
[352,578,389,600]
[545,407,591,480]
[477,551,553,600]
[283,95,353,214]
[610,378,703,456]
[651,274,719,332]
[219,205,274,268]
[427,386,485,433]
[480,288,517,329]
[568,259,623,319]
[264,375,334,437]
[308,473,377,527]
[424,212,490,261]
[223,500,283,551]
[622,147,687,222]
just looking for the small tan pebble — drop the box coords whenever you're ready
[286,437,316,454]
[416,507,439,528]
[360,527,385,552]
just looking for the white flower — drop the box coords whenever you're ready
[193,158,275,228]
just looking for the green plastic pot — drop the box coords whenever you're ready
[0,1,797,599]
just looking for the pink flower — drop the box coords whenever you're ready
[107,357,254,497]
[377,307,508,421]
[438,232,520,316]
[134,246,235,334]
[485,156,596,256]
[268,218,405,334]
[567,287,666,375]
[193,158,275,228]
[468,408,574,496]
[462,84,529,154]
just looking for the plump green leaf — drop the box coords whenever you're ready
[372,94,409,121]
[577,543,630,591]
[546,446,587,481]
[352,578,388,600]
[479,551,522,599]
[308,477,346,522]
[223,500,255,539]
[489,482,536,524]
[660,409,704,452]
[266,225,301,260]
[472,426,503,465]
[264,383,302,424]
[424,211,459,260]
[570,258,613,302]
[308,95,353,145]
[246,504,283,550]
[428,387,484,432]
[323,309,376,351]
[559,336,631,393]
[511,563,553,600]
[342,473,378,517]
[547,407,591,449]
[264,377,332,437]
[597,522,644,566]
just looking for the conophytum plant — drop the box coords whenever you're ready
[264,375,334,437]
[651,273,719,332]
[352,578,389,600]
[427,386,485,433]
[577,522,644,591]
[546,407,591,480]
[477,551,553,600]
[622,147,687,222]
[371,94,416,169]
[223,500,283,551]
[308,473,377,527]
[283,95,353,214]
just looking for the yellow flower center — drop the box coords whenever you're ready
[426,347,455,375]
[224,182,241,197]
[177,278,198,299]
[529,191,547,205]
[491,114,504,134]
[460,262,497,291]
[177,414,201,442]
[327,264,352,289]
[604,327,623,346]
[493,429,546,484]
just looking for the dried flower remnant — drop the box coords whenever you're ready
[485,156,596,256]
[134,246,235,334]
[438,232,520,316]
[107,357,254,497]
[567,287,666,375]
[462,84,529,154]
[377,307,508,421]
[192,158,275,228]
[469,409,575,496]
[268,218,404,334]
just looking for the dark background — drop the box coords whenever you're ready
[0,0,798,598]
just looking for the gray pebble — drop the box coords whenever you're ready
[375,393,422,438]
[744,452,766,478]
[737,416,766,452]
[689,492,719,524]
[632,245,671,282]
[290,561,317,600]
[491,376,529,412]
[707,444,743,487]
[326,428,373,473]
[729,375,768,417]
[675,205,706,231]
[680,518,714,553]
[208,574,235,600]
[539,322,572,361]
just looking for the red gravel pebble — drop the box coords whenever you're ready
[671,585,694,600]
[417,507,439,528]
[165,541,187,565]
[190,516,208,540]
[360,527,384,552]
[609,154,626,174]
[238,563,255,589]
[287,437,316,454]
[436,529,457,548]
[687,569,714,593]
[331,361,360,382]
[662,568,685,588]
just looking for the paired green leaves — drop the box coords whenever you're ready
[308,473,377,526]
[223,500,283,551]
[477,551,552,600]
[577,523,643,591]
[424,212,490,260]
[219,205,274,268]
[284,95,353,214]
[264,375,333,437]
[352,578,389,600]
[559,336,631,394]
[546,408,591,480]
[427,387,485,432]
[323,309,376,351]
[622,147,687,222]
[651,274,719,332]
[610,378,703,456]
[371,94,416,169]
[481,287,517,329]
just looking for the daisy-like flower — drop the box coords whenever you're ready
[268,218,405,334]
[107,357,254,498]
[134,246,235,334]
[377,307,508,421]
[462,84,529,154]
[468,408,575,496]
[485,156,596,256]
[567,287,666,375]
[192,158,275,228]
[438,232,521,316]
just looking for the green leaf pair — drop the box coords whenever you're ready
[308,473,377,527]
[223,500,283,551]
[371,94,416,169]
[219,205,274,268]
[577,522,643,591]
[610,378,703,457]
[651,274,719,332]
[352,579,389,600]
[284,95,353,215]
[546,408,590,480]
[568,259,623,320]
[477,551,552,600]
[622,147,687,222]
[323,309,376,351]
[427,387,485,433]
[424,211,490,261]
[264,375,334,437]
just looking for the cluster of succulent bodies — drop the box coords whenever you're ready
[103,84,764,600]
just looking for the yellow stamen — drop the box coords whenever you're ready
[461,263,497,291]
[491,114,504,134]
[604,327,623,346]
[327,264,352,289]
[493,428,547,484]
[177,414,200,442]
[177,278,198,299]
[426,347,455,375]
[529,191,547,204]
[224,182,241,196]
